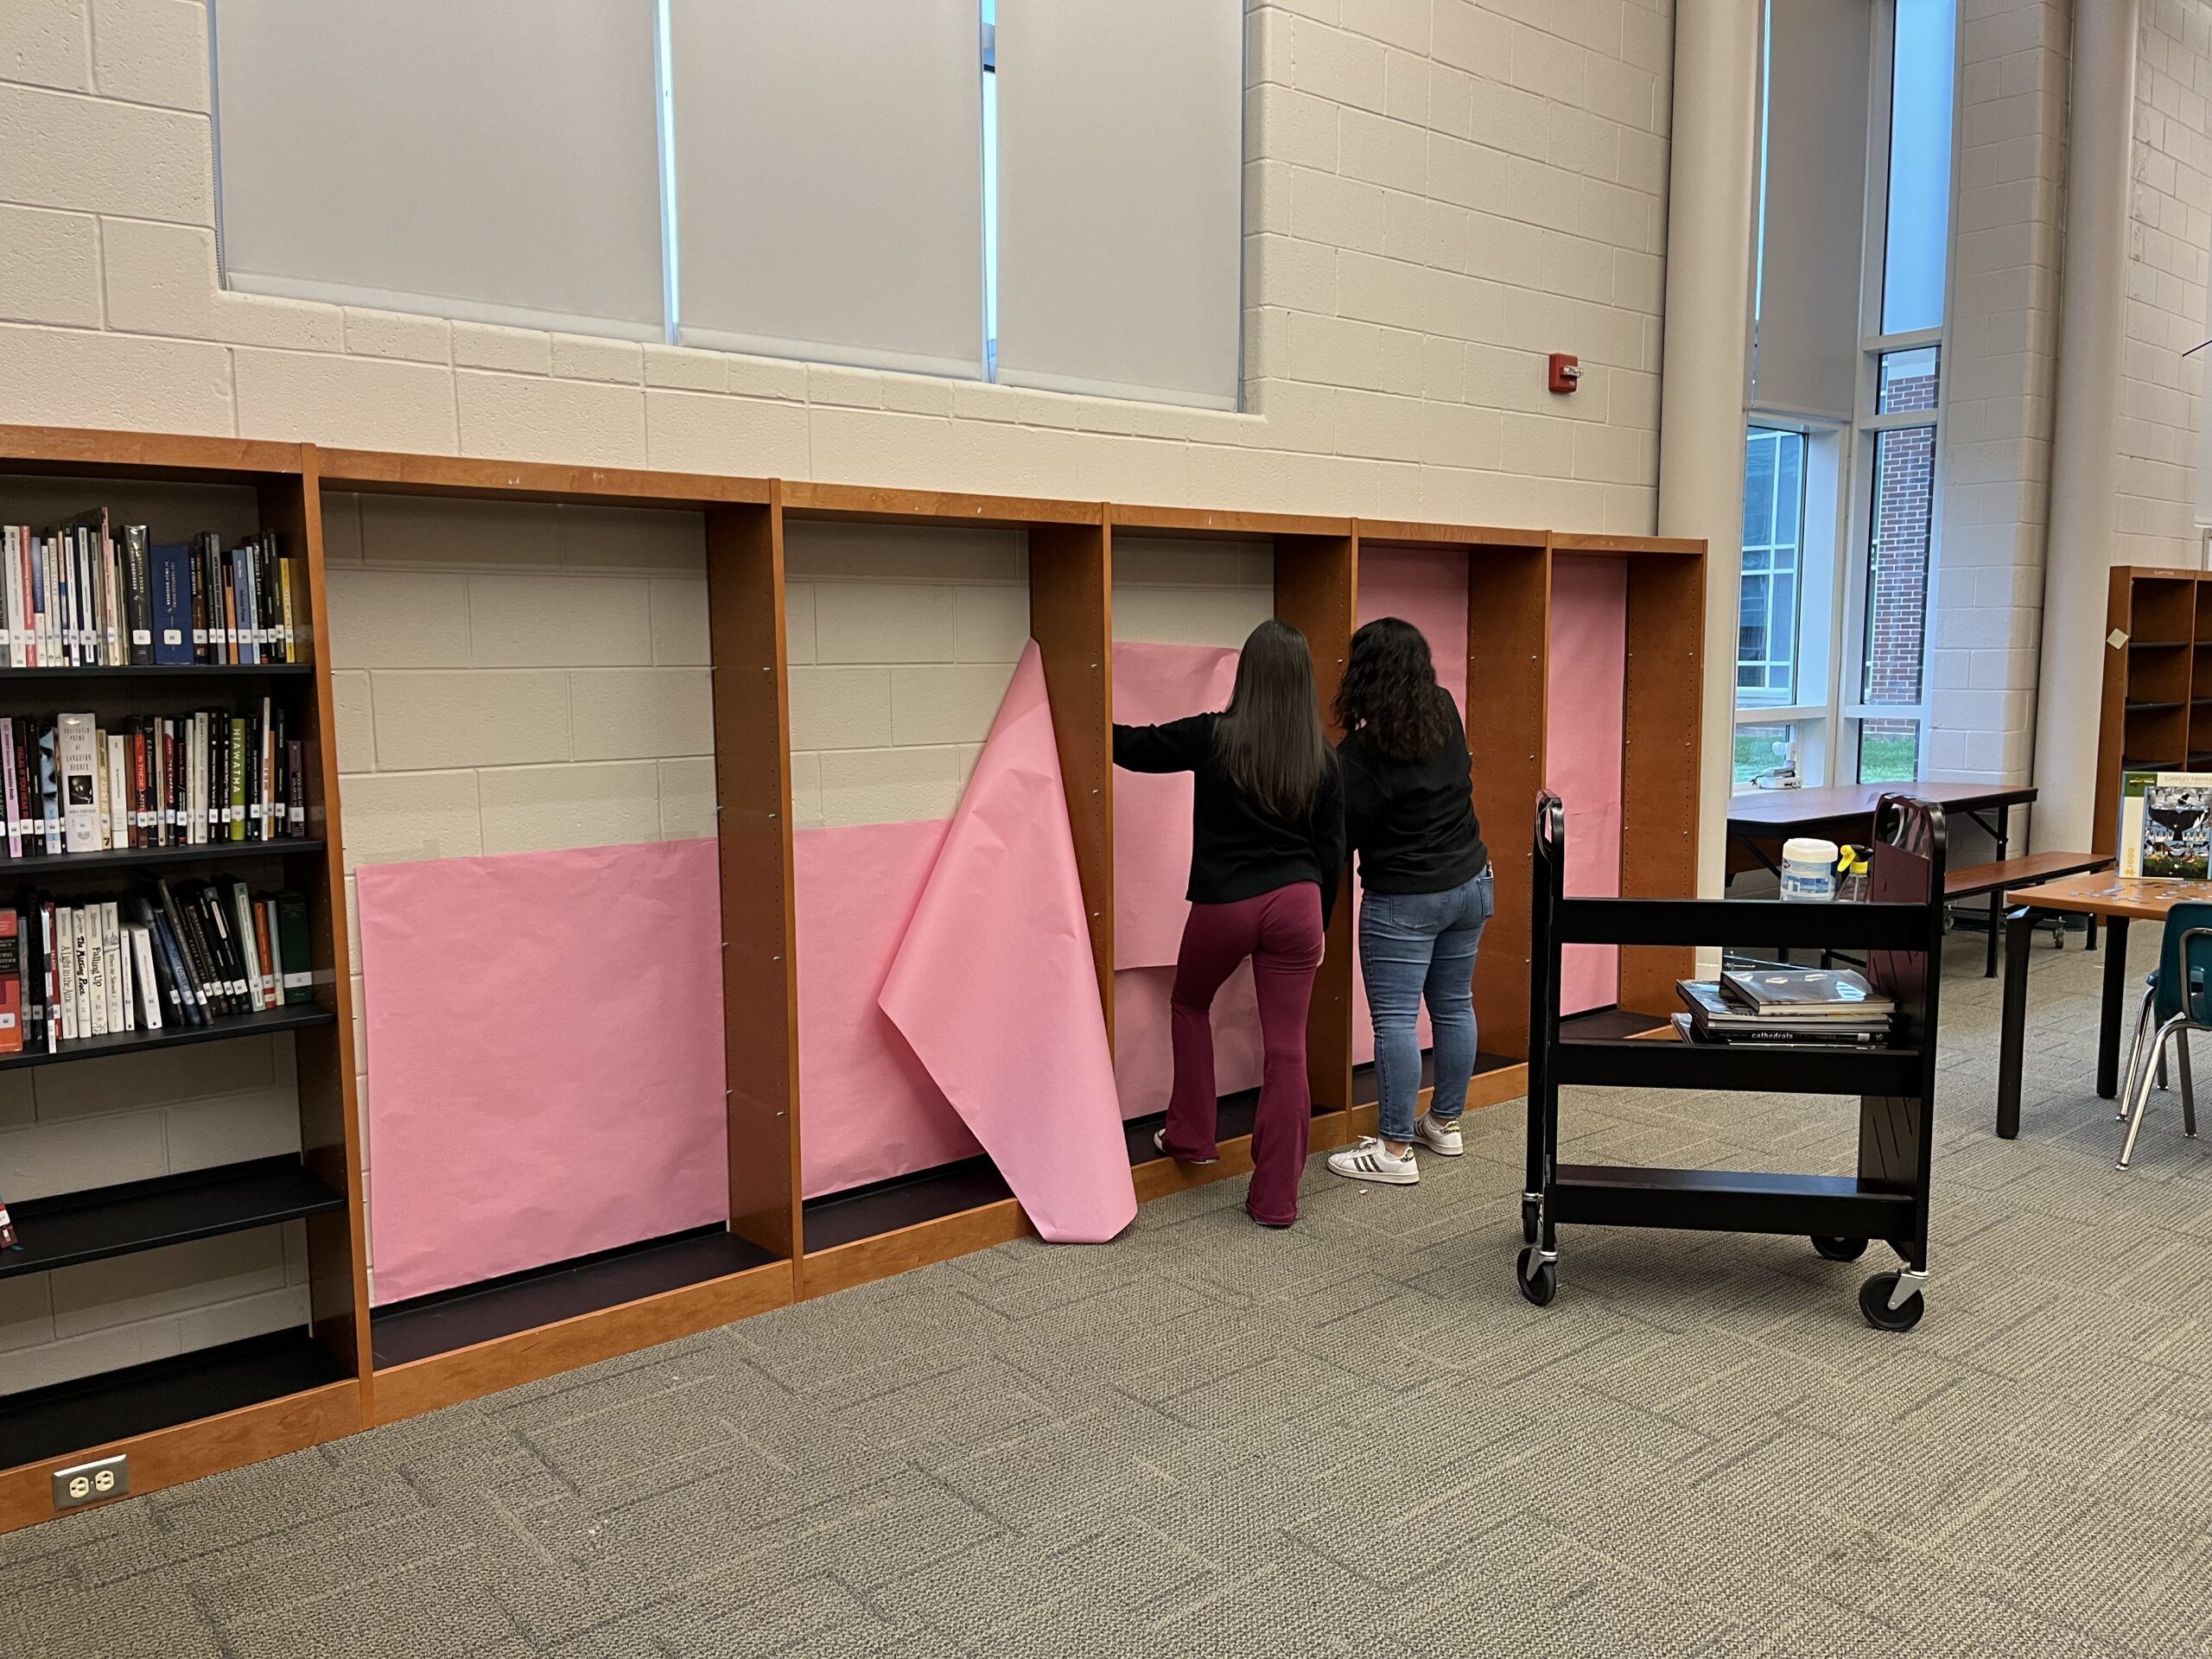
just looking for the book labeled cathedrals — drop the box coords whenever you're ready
[1674,962,1895,1048]
[0,512,306,668]
[0,701,304,860]
[0,881,314,1057]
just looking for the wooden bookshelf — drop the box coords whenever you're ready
[2094,567,2212,848]
[0,424,1707,1530]
[0,428,366,1532]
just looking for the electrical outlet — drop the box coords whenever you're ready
[52,1453,127,1511]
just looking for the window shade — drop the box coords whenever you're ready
[995,0,1244,410]
[211,0,664,339]
[670,1,984,379]
[1753,0,1875,421]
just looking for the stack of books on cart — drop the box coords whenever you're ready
[1672,961,1895,1048]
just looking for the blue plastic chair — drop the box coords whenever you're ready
[2118,899,2212,1168]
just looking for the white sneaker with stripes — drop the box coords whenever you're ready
[1414,1111,1464,1157]
[1326,1137,1420,1185]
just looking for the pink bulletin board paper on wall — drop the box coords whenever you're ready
[794,817,981,1200]
[358,838,730,1306]
[1111,642,1241,970]
[880,644,1135,1243]
[1548,555,1630,1014]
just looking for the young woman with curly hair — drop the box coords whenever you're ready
[1325,616,1492,1188]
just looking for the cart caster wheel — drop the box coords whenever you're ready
[1520,1195,1539,1245]
[1516,1247,1556,1307]
[1812,1236,1867,1262]
[1858,1272,1924,1332]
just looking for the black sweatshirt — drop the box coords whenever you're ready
[1338,696,1489,895]
[1113,714,1345,925]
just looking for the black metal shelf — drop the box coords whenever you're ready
[1551,1165,1915,1237]
[1555,896,1926,951]
[0,1002,334,1072]
[0,1157,344,1281]
[1521,790,1946,1330]
[0,837,321,877]
[2126,700,2188,713]
[369,1226,780,1369]
[0,1329,345,1471]
[0,664,313,685]
[1553,1035,1920,1094]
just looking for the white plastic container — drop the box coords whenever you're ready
[1780,836,1840,902]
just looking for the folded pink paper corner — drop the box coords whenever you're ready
[879,642,1136,1244]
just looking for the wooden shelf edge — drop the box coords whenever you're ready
[367,1258,793,1426]
[1109,502,1351,539]
[784,480,1103,528]
[315,447,773,509]
[0,425,307,482]
[0,1378,359,1535]
[1357,518,1547,550]
[1551,531,1706,556]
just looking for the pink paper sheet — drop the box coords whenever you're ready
[1111,643,1240,970]
[794,818,980,1199]
[359,839,728,1306]
[1548,556,1629,1014]
[879,645,1133,1243]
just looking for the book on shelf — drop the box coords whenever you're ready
[0,1187,17,1251]
[1716,963,1894,1018]
[0,514,305,669]
[0,881,311,1054]
[0,708,302,860]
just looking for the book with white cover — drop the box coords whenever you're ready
[55,712,100,855]
[129,925,162,1029]
[76,906,102,1037]
[102,903,124,1033]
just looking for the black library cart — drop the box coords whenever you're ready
[1518,790,1947,1330]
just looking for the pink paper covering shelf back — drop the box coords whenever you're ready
[1546,556,1629,1015]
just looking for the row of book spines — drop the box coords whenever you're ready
[0,885,313,1055]
[0,711,305,860]
[0,518,308,669]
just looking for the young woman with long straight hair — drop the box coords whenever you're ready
[1114,619,1346,1228]
[1325,616,1491,1187]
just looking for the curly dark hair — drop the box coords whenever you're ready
[1333,617,1452,762]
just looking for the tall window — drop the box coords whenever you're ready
[1848,0,1954,783]
[1735,0,1955,791]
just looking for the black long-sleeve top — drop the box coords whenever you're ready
[1338,697,1489,895]
[1113,714,1345,925]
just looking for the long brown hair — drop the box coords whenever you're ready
[1214,620,1332,818]
[1334,616,1452,762]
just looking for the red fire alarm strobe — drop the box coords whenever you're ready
[1548,353,1582,394]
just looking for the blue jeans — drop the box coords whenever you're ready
[1360,867,1493,1144]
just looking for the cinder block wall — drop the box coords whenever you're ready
[1111,542,1276,651]
[785,524,1030,830]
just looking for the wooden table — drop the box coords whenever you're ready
[1995,873,2212,1136]
[1728,781,2040,973]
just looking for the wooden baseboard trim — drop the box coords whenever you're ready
[0,1379,361,1535]
[799,1200,1034,1299]
[366,1261,794,1425]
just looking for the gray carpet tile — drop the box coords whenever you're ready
[9,927,2212,1657]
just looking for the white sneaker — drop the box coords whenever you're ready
[1414,1112,1463,1157]
[1153,1127,1217,1165]
[1327,1137,1420,1185]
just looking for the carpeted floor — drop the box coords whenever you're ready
[6,930,2212,1657]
